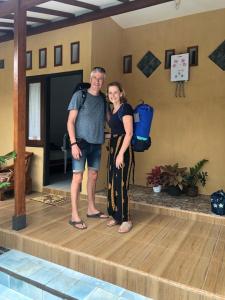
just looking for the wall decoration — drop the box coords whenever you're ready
[171,53,189,81]
[187,46,198,66]
[171,53,189,97]
[137,51,161,78]
[209,40,225,71]
[165,49,175,69]
[71,42,80,64]
[123,55,132,73]
[0,59,4,69]
[39,48,47,68]
[54,45,63,66]
[26,51,32,70]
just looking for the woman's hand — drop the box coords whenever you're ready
[115,153,124,169]
[72,144,82,160]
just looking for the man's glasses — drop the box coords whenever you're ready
[92,67,106,74]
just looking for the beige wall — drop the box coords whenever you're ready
[121,9,225,194]
[1,9,225,195]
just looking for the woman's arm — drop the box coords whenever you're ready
[115,115,133,169]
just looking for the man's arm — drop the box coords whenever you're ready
[67,110,82,159]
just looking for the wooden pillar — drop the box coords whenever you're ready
[12,0,27,230]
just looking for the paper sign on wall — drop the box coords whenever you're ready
[171,53,189,82]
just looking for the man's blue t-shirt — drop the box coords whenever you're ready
[68,90,105,144]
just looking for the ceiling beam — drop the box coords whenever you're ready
[0,22,14,28]
[3,14,50,24]
[55,0,100,11]
[28,6,75,18]
[0,0,16,18]
[21,0,50,10]
[27,0,174,35]
[0,0,173,43]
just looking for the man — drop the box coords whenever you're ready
[67,67,108,229]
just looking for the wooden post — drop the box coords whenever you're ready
[12,0,27,230]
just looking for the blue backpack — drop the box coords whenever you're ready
[119,103,154,152]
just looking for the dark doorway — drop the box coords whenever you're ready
[44,70,83,186]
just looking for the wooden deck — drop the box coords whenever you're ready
[1,194,225,300]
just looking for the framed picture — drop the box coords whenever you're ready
[123,55,132,74]
[39,48,47,68]
[0,59,4,69]
[187,46,198,66]
[54,45,62,66]
[71,42,80,64]
[165,49,175,69]
[171,53,189,81]
[26,51,32,70]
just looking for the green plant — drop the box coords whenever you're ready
[184,159,208,188]
[146,166,162,187]
[160,163,187,190]
[0,151,16,189]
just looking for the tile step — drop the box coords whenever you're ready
[0,283,32,300]
[0,249,151,300]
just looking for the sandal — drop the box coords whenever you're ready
[107,219,119,227]
[68,219,87,230]
[87,211,109,219]
[118,221,132,233]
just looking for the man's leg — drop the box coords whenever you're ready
[87,169,99,215]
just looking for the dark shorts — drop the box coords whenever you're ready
[72,143,102,173]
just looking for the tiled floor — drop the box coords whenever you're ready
[0,249,151,300]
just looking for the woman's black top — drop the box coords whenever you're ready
[108,103,133,135]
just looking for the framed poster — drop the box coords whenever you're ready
[71,42,80,64]
[26,51,32,70]
[123,55,132,73]
[54,45,62,66]
[165,49,175,69]
[39,48,47,68]
[187,46,198,66]
[171,53,189,81]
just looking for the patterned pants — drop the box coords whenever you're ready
[107,136,134,224]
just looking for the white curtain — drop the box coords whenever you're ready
[28,82,41,140]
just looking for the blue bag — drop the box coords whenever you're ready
[211,190,225,215]
[132,103,154,152]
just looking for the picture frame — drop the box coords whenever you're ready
[123,55,132,74]
[26,51,32,70]
[0,59,4,69]
[187,46,198,66]
[71,41,80,64]
[39,48,47,68]
[54,45,63,67]
[165,49,175,69]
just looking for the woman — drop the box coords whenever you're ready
[106,82,134,233]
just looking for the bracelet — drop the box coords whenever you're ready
[71,142,77,147]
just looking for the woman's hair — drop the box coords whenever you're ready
[107,81,127,103]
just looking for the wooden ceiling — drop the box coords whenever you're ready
[0,0,173,43]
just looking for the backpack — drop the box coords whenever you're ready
[119,102,154,152]
[72,82,107,111]
[211,190,225,215]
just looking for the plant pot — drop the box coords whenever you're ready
[186,186,198,197]
[153,185,162,193]
[167,185,182,196]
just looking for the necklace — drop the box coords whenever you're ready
[113,103,122,114]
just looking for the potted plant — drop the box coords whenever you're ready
[146,166,162,193]
[160,163,187,196]
[184,159,208,197]
[0,151,16,190]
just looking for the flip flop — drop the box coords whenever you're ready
[86,211,109,219]
[68,219,87,230]
[118,221,132,233]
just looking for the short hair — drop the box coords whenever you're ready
[90,66,106,78]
